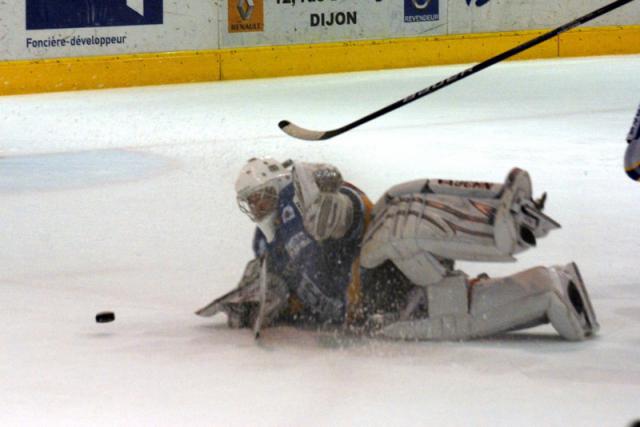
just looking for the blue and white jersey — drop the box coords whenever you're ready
[252,182,368,324]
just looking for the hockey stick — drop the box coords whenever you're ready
[279,0,637,141]
[627,103,640,145]
[253,255,268,339]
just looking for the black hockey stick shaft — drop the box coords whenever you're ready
[253,255,268,339]
[627,102,640,144]
[279,0,637,141]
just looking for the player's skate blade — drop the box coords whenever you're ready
[564,262,599,336]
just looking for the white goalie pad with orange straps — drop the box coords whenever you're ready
[360,168,560,286]
[375,262,599,341]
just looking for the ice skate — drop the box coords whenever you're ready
[554,262,599,338]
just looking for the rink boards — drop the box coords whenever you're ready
[1,0,639,95]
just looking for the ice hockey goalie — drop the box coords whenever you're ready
[196,158,599,341]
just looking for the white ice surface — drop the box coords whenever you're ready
[1,55,640,426]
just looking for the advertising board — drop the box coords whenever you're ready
[220,0,447,48]
[0,1,218,60]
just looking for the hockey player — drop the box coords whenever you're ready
[624,102,640,181]
[196,158,599,341]
[197,158,372,330]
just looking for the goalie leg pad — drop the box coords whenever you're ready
[376,263,598,341]
[469,263,598,340]
[379,274,473,340]
[361,168,560,288]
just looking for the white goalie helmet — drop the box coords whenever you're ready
[235,158,292,241]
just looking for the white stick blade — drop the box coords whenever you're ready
[278,120,328,141]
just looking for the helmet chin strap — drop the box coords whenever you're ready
[256,212,278,243]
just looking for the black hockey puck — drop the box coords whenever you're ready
[96,311,115,323]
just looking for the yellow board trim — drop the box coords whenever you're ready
[1,25,639,96]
